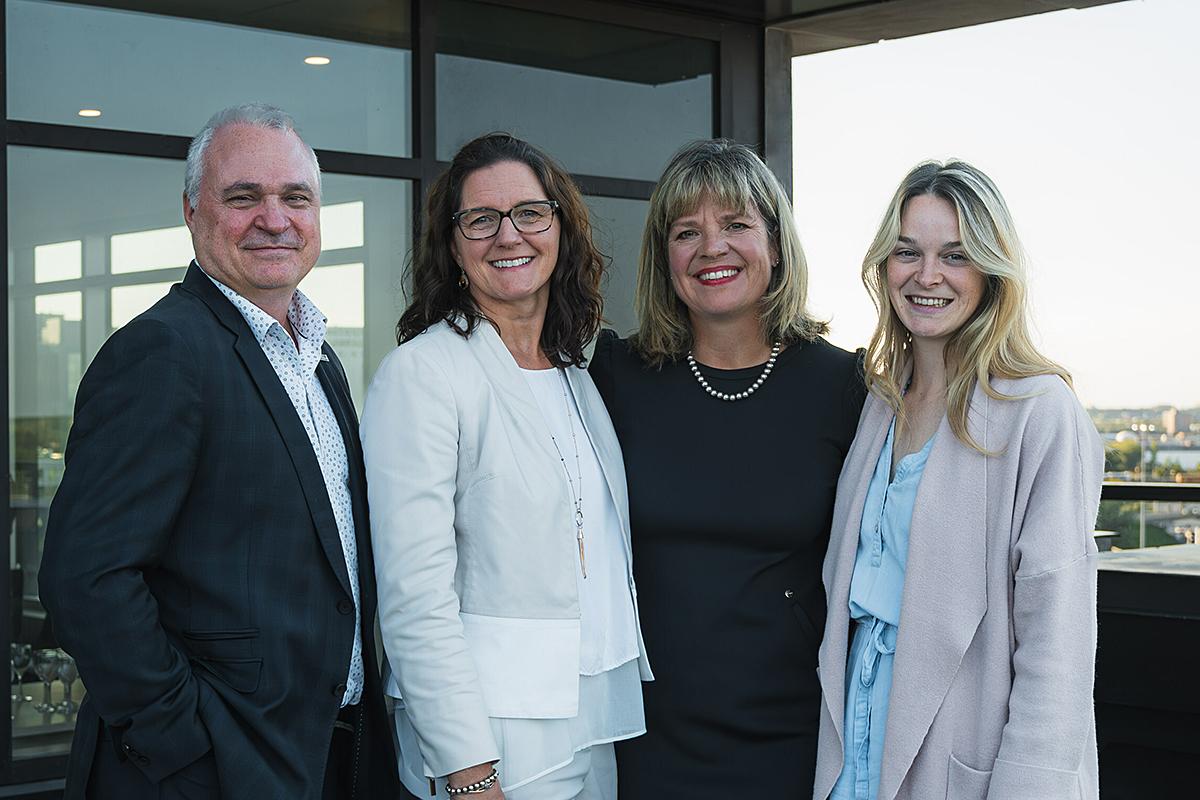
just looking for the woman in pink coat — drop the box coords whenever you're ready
[814,160,1104,800]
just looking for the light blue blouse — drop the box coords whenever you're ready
[830,418,934,800]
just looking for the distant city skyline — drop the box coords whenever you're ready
[792,0,1198,410]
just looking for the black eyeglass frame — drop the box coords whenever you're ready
[451,200,560,240]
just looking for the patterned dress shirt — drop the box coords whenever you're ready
[204,268,364,707]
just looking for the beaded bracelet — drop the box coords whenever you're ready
[446,768,499,796]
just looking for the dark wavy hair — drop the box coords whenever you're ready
[396,132,606,367]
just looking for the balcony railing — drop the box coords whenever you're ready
[1101,481,1200,502]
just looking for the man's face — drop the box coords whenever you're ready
[184,123,321,307]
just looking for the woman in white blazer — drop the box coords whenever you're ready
[814,161,1104,800]
[361,133,651,800]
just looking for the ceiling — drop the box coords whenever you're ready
[764,0,1128,57]
[632,0,1128,55]
[68,1,1131,68]
[65,0,413,48]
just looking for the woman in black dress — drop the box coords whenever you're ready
[589,139,864,798]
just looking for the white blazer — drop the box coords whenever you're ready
[360,319,652,781]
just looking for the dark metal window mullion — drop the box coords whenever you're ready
[412,0,438,241]
[0,0,14,779]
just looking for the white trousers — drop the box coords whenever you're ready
[396,699,634,800]
[422,743,617,800]
[505,741,617,800]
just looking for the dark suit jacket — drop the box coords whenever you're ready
[40,263,400,800]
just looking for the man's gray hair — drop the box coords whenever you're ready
[184,103,321,208]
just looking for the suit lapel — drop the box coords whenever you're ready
[877,385,989,800]
[233,333,354,599]
[817,392,893,755]
[181,264,353,599]
[316,351,366,603]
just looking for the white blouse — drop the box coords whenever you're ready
[522,366,642,675]
[487,367,645,791]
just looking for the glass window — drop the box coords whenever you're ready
[33,241,82,284]
[587,196,648,337]
[1096,498,1198,551]
[111,226,193,275]
[317,173,413,407]
[321,202,366,251]
[7,0,412,157]
[792,0,1200,546]
[7,145,411,756]
[110,281,176,329]
[437,0,715,180]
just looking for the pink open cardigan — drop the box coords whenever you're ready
[814,374,1104,800]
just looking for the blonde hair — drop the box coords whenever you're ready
[861,160,1070,453]
[631,139,827,365]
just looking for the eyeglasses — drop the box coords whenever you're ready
[452,200,559,240]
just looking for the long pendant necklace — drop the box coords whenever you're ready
[547,369,587,578]
[687,341,782,402]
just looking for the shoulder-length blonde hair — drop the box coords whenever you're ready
[862,160,1070,453]
[631,139,827,365]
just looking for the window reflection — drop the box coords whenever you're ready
[586,196,648,337]
[111,225,193,274]
[300,262,366,396]
[34,293,83,325]
[110,282,175,330]
[322,202,365,251]
[106,202,368,277]
[318,175,412,411]
[13,291,83,755]
[33,241,82,283]
[8,0,412,156]
[437,0,715,180]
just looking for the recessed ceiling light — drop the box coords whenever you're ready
[77,108,102,118]
[304,56,331,66]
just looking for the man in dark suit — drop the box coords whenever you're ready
[39,104,401,800]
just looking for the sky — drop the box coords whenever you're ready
[792,0,1199,410]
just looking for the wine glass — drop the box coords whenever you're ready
[10,643,33,714]
[56,654,79,716]
[32,649,60,714]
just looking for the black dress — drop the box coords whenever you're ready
[589,331,865,798]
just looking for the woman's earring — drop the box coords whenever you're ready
[458,269,470,290]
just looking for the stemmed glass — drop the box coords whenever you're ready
[56,654,79,716]
[10,643,33,717]
[32,649,60,714]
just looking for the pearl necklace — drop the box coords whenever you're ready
[686,342,782,402]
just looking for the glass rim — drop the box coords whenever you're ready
[452,200,559,239]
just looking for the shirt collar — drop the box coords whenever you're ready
[198,263,327,349]
[288,286,328,347]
